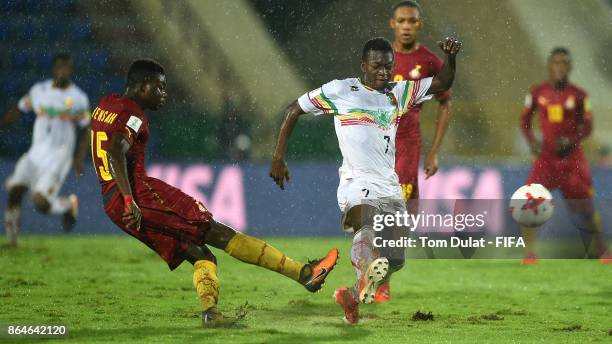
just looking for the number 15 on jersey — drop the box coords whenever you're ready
[90,130,113,181]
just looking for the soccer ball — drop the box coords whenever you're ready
[509,184,554,227]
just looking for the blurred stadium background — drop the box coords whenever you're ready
[1,0,612,236]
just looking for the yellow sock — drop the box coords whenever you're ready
[224,233,305,281]
[193,260,219,311]
[521,226,537,256]
[587,211,609,255]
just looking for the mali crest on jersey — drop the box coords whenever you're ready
[303,78,423,131]
[336,107,400,130]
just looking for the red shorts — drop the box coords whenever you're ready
[527,150,593,213]
[103,177,213,270]
[395,134,420,201]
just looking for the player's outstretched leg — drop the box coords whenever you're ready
[585,210,612,264]
[564,198,610,263]
[520,226,539,265]
[335,225,378,324]
[4,185,27,247]
[352,224,405,304]
[351,226,379,282]
[60,194,79,232]
[334,287,359,324]
[350,225,390,304]
[377,224,406,302]
[204,221,338,292]
[32,193,79,232]
[335,225,394,324]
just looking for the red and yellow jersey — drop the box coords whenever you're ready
[90,94,149,193]
[393,44,450,137]
[520,81,592,156]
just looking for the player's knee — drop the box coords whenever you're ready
[205,254,217,265]
[354,225,375,241]
[185,244,217,265]
[565,194,592,212]
[7,185,27,206]
[346,205,378,229]
[32,193,51,214]
[204,220,237,249]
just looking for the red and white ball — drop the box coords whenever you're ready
[509,184,555,227]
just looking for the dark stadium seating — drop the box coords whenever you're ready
[0,0,114,157]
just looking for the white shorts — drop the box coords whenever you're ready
[337,177,405,232]
[5,151,72,198]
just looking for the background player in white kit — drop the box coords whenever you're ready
[1,53,90,247]
[270,37,460,324]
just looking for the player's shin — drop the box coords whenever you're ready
[224,233,305,281]
[581,211,609,256]
[351,226,379,282]
[520,226,538,257]
[193,260,220,311]
[4,207,20,246]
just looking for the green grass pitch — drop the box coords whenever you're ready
[1,235,611,343]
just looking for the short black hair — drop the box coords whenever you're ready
[52,52,72,65]
[362,37,393,62]
[392,0,422,17]
[127,59,165,86]
[549,47,571,59]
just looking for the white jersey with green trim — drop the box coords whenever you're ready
[298,77,432,198]
[18,79,90,161]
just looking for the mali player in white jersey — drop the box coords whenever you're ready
[270,37,461,324]
[1,53,90,247]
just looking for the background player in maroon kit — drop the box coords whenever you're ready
[520,47,610,265]
[90,59,338,327]
[390,1,452,201]
[377,0,453,297]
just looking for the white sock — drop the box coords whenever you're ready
[4,207,20,245]
[49,196,71,215]
[351,226,379,282]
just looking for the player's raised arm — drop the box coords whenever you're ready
[428,37,462,95]
[73,95,92,176]
[270,100,306,190]
[271,79,339,189]
[1,88,38,128]
[107,132,141,230]
[0,92,32,128]
[0,105,22,129]
[73,125,90,176]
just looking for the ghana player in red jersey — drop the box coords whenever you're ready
[90,59,338,326]
[373,0,454,301]
[520,48,610,265]
[390,1,452,201]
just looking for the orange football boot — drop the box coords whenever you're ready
[373,279,390,303]
[358,257,389,304]
[600,250,612,265]
[302,248,339,292]
[521,252,538,266]
[335,287,359,324]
